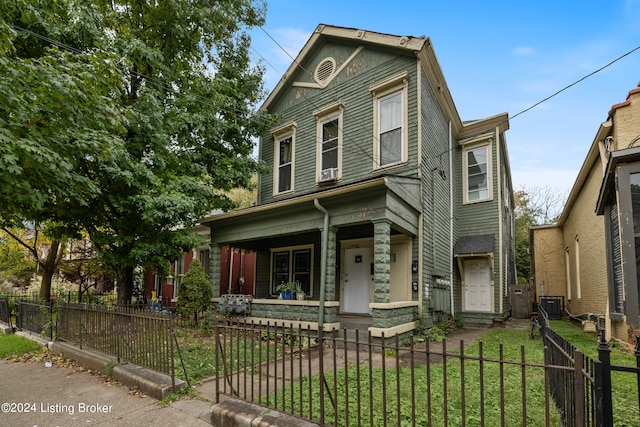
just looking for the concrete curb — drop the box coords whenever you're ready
[210,397,319,427]
[49,341,186,400]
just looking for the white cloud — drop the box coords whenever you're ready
[512,46,536,57]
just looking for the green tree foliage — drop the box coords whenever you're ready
[514,186,566,283]
[0,229,36,288]
[177,260,212,324]
[1,1,274,304]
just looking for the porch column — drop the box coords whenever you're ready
[209,243,221,297]
[324,226,337,301]
[373,219,391,303]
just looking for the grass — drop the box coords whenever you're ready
[0,333,42,357]
[548,320,640,427]
[174,326,287,384]
[268,327,562,426]
[265,323,639,426]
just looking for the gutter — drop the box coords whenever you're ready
[314,199,329,330]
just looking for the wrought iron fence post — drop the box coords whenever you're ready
[318,324,325,425]
[169,311,176,393]
[574,349,585,427]
[595,329,613,427]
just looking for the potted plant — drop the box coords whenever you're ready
[275,281,296,300]
[294,282,306,300]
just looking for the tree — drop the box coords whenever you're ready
[1,1,274,304]
[514,186,567,283]
[0,229,36,288]
[0,1,127,299]
[176,260,212,325]
[77,0,273,305]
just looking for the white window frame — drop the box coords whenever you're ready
[314,102,344,183]
[269,244,314,297]
[271,122,297,196]
[575,236,581,299]
[370,73,408,170]
[462,141,493,204]
[565,247,572,301]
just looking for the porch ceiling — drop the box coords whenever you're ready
[202,176,421,245]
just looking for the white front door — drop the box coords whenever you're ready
[464,259,491,312]
[343,247,371,314]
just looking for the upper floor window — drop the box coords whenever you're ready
[314,102,343,183]
[271,122,296,195]
[464,144,491,203]
[278,137,292,192]
[370,73,408,169]
[378,91,403,166]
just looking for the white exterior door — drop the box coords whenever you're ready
[464,259,491,312]
[343,247,371,314]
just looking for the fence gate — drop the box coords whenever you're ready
[510,283,533,319]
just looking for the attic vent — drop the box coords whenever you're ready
[315,58,336,84]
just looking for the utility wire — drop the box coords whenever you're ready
[510,44,640,121]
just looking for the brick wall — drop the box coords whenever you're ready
[531,226,566,299]
[561,161,607,316]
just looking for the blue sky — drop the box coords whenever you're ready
[248,0,640,197]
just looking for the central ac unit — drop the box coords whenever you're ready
[320,167,338,182]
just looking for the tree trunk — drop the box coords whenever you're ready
[116,266,134,306]
[39,240,61,301]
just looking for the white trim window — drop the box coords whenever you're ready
[370,73,408,169]
[271,123,296,195]
[378,91,403,166]
[314,102,343,183]
[321,117,339,171]
[270,245,313,296]
[464,144,491,203]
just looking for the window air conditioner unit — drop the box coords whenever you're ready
[320,167,338,182]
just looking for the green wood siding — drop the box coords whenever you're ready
[418,70,453,304]
[259,44,420,205]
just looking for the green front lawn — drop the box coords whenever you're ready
[0,334,41,358]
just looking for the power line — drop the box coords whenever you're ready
[509,44,640,121]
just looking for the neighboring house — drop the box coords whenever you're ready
[530,82,640,343]
[200,24,516,336]
[144,224,256,308]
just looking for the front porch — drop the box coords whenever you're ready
[203,176,422,337]
[212,295,420,337]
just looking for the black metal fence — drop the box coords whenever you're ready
[15,300,53,339]
[539,305,640,426]
[0,297,12,328]
[56,303,176,379]
[213,319,564,427]
[0,290,115,306]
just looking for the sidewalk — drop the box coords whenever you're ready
[0,359,211,427]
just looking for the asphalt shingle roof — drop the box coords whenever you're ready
[453,234,495,255]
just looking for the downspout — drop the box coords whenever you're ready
[314,199,329,329]
[449,121,455,316]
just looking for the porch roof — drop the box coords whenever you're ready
[453,234,495,256]
[200,175,421,245]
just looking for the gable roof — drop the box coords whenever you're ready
[260,24,508,139]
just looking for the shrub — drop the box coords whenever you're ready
[176,260,212,325]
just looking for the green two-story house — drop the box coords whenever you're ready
[200,24,516,335]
